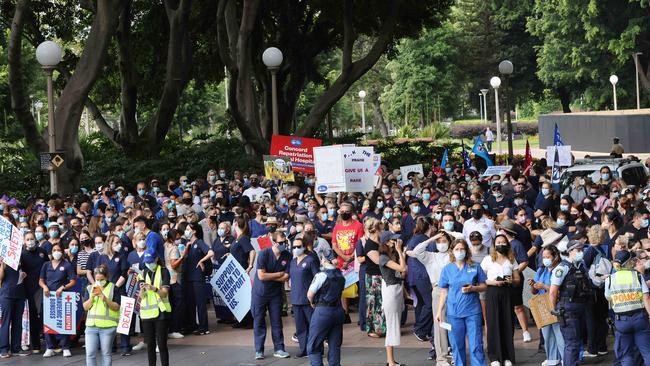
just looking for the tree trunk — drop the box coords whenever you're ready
[371,95,389,137]
[115,0,139,150]
[52,0,125,193]
[558,87,572,113]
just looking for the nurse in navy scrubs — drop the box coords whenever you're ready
[252,231,292,360]
[289,237,320,358]
[0,249,28,358]
[181,222,214,335]
[39,243,77,358]
[20,231,49,354]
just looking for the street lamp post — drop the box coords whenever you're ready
[490,76,502,155]
[34,100,43,127]
[480,89,489,124]
[358,90,366,136]
[36,41,62,195]
[262,47,283,135]
[634,52,642,110]
[610,74,619,111]
[478,93,484,123]
[499,60,514,160]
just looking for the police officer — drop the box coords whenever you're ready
[289,237,320,358]
[306,252,346,366]
[252,231,292,360]
[550,240,592,365]
[605,250,650,365]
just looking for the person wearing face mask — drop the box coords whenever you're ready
[133,216,165,264]
[534,182,558,219]
[288,238,319,358]
[83,264,120,366]
[242,174,266,202]
[122,231,150,354]
[598,165,614,185]
[481,234,521,366]
[251,231,292,360]
[549,240,592,366]
[436,239,487,366]
[605,250,650,365]
[621,210,650,243]
[159,228,185,340]
[138,251,172,366]
[581,197,600,225]
[507,192,535,221]
[421,188,436,216]
[405,217,435,343]
[529,245,565,366]
[364,196,385,221]
[46,222,62,256]
[181,222,214,336]
[406,231,452,365]
[485,183,512,217]
[462,204,496,247]
[19,231,49,354]
[34,224,49,252]
[210,222,237,325]
[441,213,463,241]
[0,250,30,358]
[306,252,346,366]
[39,243,77,358]
[315,206,335,241]
[400,198,423,244]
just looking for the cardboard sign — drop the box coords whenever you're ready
[0,216,23,271]
[341,266,359,288]
[117,296,136,335]
[400,164,424,184]
[43,292,77,335]
[209,255,252,322]
[546,145,572,167]
[263,155,295,182]
[481,165,513,177]
[313,145,376,193]
[529,293,558,328]
[124,274,141,314]
[270,135,322,173]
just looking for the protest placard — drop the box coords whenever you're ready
[400,164,424,184]
[546,145,572,166]
[522,267,536,308]
[0,215,23,271]
[529,293,558,328]
[263,155,295,182]
[313,145,376,193]
[270,135,322,173]
[209,255,252,322]
[43,292,77,335]
[481,165,513,177]
[125,273,141,313]
[117,296,136,335]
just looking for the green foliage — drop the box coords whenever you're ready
[368,139,461,171]
[0,141,42,199]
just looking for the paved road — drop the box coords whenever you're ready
[0,311,616,365]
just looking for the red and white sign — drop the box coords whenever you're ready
[0,215,23,271]
[117,296,136,335]
[270,135,322,174]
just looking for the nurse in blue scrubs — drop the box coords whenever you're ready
[0,252,28,358]
[436,239,487,366]
[288,237,320,358]
[252,231,292,360]
[39,243,77,358]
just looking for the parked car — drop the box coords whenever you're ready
[559,156,647,192]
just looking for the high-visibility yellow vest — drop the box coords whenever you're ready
[608,269,644,314]
[138,265,171,319]
[86,282,119,327]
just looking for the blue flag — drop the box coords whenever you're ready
[551,123,564,184]
[441,149,449,168]
[472,135,494,166]
[553,123,564,146]
[462,141,472,170]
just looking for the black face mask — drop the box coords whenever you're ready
[471,209,482,220]
[289,204,298,210]
[495,245,510,256]
[182,198,192,205]
[267,225,277,233]
[460,211,471,220]
[169,184,177,191]
[251,180,259,187]
[340,212,352,221]
[583,202,593,211]
[81,239,92,247]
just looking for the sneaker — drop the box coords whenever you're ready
[293,353,307,359]
[255,352,264,360]
[133,342,146,351]
[0,354,10,359]
[490,362,501,366]
[193,330,210,336]
[31,349,41,354]
[16,350,31,357]
[583,351,598,358]
[156,346,159,353]
[504,360,513,366]
[63,350,71,357]
[413,332,429,342]
[121,352,132,357]
[541,361,548,366]
[291,333,298,342]
[168,332,185,339]
[522,331,532,343]
[42,349,55,358]
[598,351,608,356]
[274,350,290,358]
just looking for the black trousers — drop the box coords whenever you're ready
[585,288,608,354]
[169,283,184,333]
[26,290,42,350]
[142,317,169,366]
[486,285,515,363]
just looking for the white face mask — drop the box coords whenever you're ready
[95,243,104,251]
[52,251,63,260]
[96,280,107,287]
[436,242,449,253]
[137,240,146,249]
[112,244,122,253]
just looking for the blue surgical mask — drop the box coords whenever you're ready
[451,199,460,208]
[153,186,160,193]
[184,230,193,239]
[642,219,649,229]
[560,204,569,212]
[376,201,384,209]
[138,189,145,196]
[11,213,18,220]
[217,228,226,237]
[20,228,29,235]
[454,250,466,262]
[556,218,565,227]
[383,212,393,220]
[443,221,454,231]
[328,208,335,217]
[573,251,584,263]
[422,193,431,201]
[280,197,287,205]
[320,213,328,221]
[19,217,27,223]
[210,190,216,198]
[411,206,420,214]
[49,230,59,238]
[601,173,610,181]
[66,207,74,215]
[35,232,44,241]
[70,246,79,254]
[276,243,286,252]
[541,188,550,196]
[543,258,553,268]
[292,248,304,257]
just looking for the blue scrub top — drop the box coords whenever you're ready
[184,239,210,282]
[126,250,145,269]
[439,261,487,318]
[212,235,235,269]
[314,220,335,236]
[39,260,75,290]
[0,264,25,299]
[534,267,552,295]
[406,233,434,283]
[249,219,268,238]
[289,254,320,305]
[20,247,49,294]
[253,247,292,298]
[145,231,165,262]
[96,254,127,284]
[231,235,254,269]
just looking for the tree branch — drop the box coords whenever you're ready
[341,0,355,73]
[116,0,138,146]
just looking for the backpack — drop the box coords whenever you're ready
[588,246,612,288]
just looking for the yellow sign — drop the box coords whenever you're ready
[51,154,64,168]
[263,155,295,182]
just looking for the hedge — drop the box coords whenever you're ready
[450,122,538,139]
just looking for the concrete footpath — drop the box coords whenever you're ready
[0,311,615,365]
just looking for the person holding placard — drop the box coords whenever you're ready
[39,243,77,358]
[83,264,120,366]
[138,251,171,366]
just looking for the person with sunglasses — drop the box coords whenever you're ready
[252,231,292,360]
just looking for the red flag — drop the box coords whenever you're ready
[523,139,533,176]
